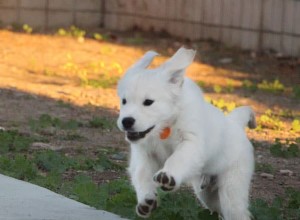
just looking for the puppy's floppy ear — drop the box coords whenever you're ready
[131,51,159,69]
[163,47,196,86]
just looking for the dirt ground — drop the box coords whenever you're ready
[0,29,299,203]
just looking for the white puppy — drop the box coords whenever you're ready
[117,48,255,220]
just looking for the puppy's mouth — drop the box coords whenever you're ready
[126,126,155,142]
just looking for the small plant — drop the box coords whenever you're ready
[270,139,299,158]
[293,85,300,99]
[257,109,284,130]
[255,162,274,174]
[207,98,237,113]
[242,80,257,92]
[125,36,144,45]
[88,117,114,130]
[213,85,222,93]
[22,24,33,34]
[57,25,86,42]
[34,150,76,173]
[225,80,235,93]
[29,114,80,132]
[251,188,300,220]
[257,79,285,94]
[291,119,300,132]
[71,175,101,207]
[0,155,37,180]
[93,33,109,41]
[0,130,33,153]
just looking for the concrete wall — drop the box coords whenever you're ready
[0,0,103,29]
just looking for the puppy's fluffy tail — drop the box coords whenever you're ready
[227,106,256,129]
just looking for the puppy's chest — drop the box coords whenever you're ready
[146,129,183,165]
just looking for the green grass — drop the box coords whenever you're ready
[270,139,299,158]
[0,130,33,153]
[293,85,300,99]
[257,110,284,131]
[291,119,300,132]
[56,25,86,41]
[29,114,81,131]
[22,24,33,34]
[251,188,300,220]
[88,117,115,130]
[242,80,257,92]
[255,162,275,174]
[0,129,299,219]
[206,98,237,113]
[257,79,285,94]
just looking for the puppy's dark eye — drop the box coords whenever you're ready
[143,99,154,106]
[122,98,127,105]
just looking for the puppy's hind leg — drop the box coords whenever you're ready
[191,175,221,214]
[218,166,253,220]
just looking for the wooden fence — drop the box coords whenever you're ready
[0,0,299,56]
[104,0,300,56]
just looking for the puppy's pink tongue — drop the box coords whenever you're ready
[160,127,171,139]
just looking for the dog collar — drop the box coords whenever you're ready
[160,127,171,140]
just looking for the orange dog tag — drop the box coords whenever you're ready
[160,127,171,140]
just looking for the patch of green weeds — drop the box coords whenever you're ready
[151,191,218,220]
[257,79,285,94]
[82,76,120,89]
[278,109,294,119]
[291,119,300,132]
[255,163,274,174]
[71,175,102,207]
[293,85,300,99]
[0,130,33,153]
[29,114,80,132]
[242,80,257,92]
[33,171,62,191]
[211,82,234,94]
[251,188,300,220]
[57,100,72,108]
[56,25,86,42]
[34,150,76,173]
[93,33,109,41]
[257,110,284,130]
[225,80,235,93]
[11,22,22,31]
[207,98,237,113]
[101,181,218,220]
[22,24,33,34]
[270,139,299,158]
[88,117,114,130]
[196,81,206,89]
[126,36,144,45]
[94,154,124,171]
[62,54,121,89]
[213,85,222,93]
[0,155,37,181]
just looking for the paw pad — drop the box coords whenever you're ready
[136,198,157,218]
[153,172,176,191]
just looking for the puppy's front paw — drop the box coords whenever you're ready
[136,198,157,218]
[153,171,176,191]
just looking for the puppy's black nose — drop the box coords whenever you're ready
[122,117,135,130]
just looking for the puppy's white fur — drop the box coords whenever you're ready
[117,48,255,220]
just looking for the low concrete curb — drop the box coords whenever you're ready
[0,174,127,220]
